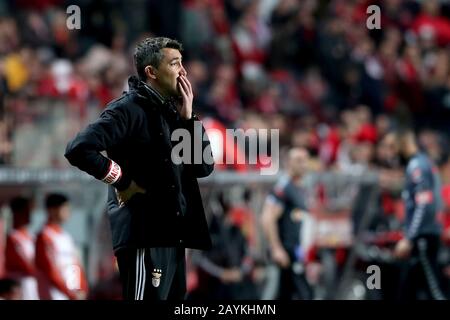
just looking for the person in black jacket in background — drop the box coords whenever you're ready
[394,130,446,300]
[65,37,214,300]
[261,147,313,300]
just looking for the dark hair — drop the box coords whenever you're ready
[45,193,69,209]
[134,37,183,81]
[9,196,32,214]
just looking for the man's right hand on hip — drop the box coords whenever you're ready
[116,180,146,207]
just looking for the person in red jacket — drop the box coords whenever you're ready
[5,196,38,300]
[35,193,88,300]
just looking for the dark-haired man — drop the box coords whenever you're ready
[65,37,214,300]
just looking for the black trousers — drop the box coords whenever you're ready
[116,247,186,300]
[397,235,446,300]
[278,262,313,300]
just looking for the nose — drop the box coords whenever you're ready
[179,65,187,77]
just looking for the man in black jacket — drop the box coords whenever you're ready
[261,147,313,300]
[394,130,446,300]
[65,37,214,300]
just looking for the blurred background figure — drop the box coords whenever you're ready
[189,190,260,300]
[35,193,88,300]
[394,130,446,300]
[261,147,314,300]
[4,196,38,300]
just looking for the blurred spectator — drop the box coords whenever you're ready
[0,117,12,164]
[0,0,447,170]
[180,0,214,58]
[5,196,38,300]
[35,193,88,300]
[3,47,30,93]
[411,0,450,47]
[231,1,270,79]
[261,147,314,300]
[418,129,447,165]
[206,63,242,123]
[190,190,259,300]
[375,131,401,170]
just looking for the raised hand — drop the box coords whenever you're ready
[176,75,193,120]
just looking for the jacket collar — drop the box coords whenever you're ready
[128,75,166,106]
[128,75,181,120]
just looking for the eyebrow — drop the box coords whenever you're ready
[169,57,182,63]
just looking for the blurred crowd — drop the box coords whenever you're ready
[0,0,450,299]
[0,0,448,168]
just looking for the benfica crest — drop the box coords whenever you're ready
[152,268,162,288]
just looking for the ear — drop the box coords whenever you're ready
[145,66,157,80]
